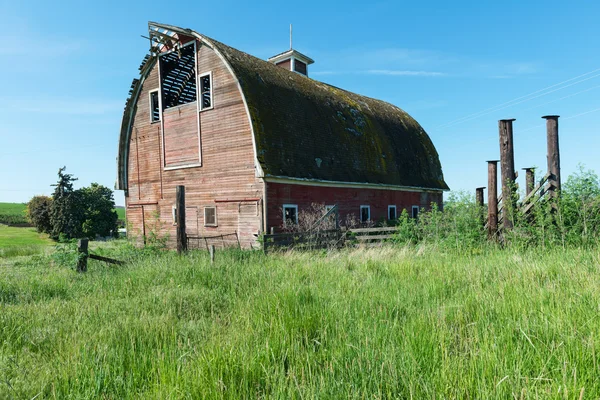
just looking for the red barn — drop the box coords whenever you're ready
[116,22,449,248]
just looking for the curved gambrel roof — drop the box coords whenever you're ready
[117,23,449,191]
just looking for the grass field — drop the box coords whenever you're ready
[1,245,599,398]
[0,225,53,257]
[0,202,125,224]
[0,202,28,225]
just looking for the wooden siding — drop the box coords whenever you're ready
[266,182,443,231]
[126,41,264,248]
[163,103,200,167]
[275,59,291,71]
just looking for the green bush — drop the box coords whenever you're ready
[26,195,53,233]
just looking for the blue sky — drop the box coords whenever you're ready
[1,0,599,206]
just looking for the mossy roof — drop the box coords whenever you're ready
[209,38,449,190]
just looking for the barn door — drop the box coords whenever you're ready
[238,202,261,249]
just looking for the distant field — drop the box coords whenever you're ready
[0,202,126,225]
[0,225,53,257]
[0,202,28,225]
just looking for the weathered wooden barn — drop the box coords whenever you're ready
[116,22,449,248]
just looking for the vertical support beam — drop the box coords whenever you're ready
[77,238,89,272]
[475,187,485,227]
[499,119,516,229]
[209,245,215,264]
[543,115,561,196]
[523,168,535,197]
[487,161,499,238]
[176,185,187,254]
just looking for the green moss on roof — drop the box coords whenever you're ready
[209,39,449,190]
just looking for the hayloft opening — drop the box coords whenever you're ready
[159,43,197,109]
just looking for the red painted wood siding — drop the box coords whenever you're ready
[266,182,443,230]
[126,41,264,248]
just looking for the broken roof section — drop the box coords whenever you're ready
[117,22,449,191]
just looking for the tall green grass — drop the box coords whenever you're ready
[0,225,53,258]
[1,245,599,398]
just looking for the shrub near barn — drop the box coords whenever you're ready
[27,167,119,241]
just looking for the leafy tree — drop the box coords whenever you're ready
[26,195,53,233]
[49,167,84,240]
[80,183,119,238]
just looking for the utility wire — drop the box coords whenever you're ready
[438,71,600,129]
[436,67,600,129]
[520,106,600,133]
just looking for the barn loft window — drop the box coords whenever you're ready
[199,72,213,110]
[412,206,420,219]
[149,90,160,122]
[360,205,370,223]
[204,206,217,227]
[159,43,197,109]
[283,204,298,226]
[388,205,397,220]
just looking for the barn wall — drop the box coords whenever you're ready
[266,182,443,231]
[126,41,264,248]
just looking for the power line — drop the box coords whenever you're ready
[436,67,600,129]
[520,106,600,133]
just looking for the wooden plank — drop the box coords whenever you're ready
[354,234,396,241]
[349,227,399,234]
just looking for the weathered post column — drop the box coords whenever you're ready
[499,119,516,229]
[176,185,187,253]
[476,187,486,228]
[487,161,499,238]
[522,168,535,197]
[543,115,561,197]
[77,238,89,272]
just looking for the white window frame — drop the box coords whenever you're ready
[204,206,217,227]
[283,204,298,226]
[412,205,420,219]
[198,71,214,112]
[149,89,160,123]
[172,205,177,225]
[360,205,371,223]
[388,205,397,220]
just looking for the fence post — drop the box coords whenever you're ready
[475,187,485,227]
[499,119,516,230]
[77,238,89,272]
[209,245,215,264]
[176,185,187,254]
[487,160,499,239]
[523,168,535,196]
[543,115,561,198]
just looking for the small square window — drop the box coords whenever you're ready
[199,72,212,110]
[283,204,298,226]
[388,205,397,220]
[360,205,370,223]
[149,90,160,123]
[204,206,217,227]
[412,206,420,219]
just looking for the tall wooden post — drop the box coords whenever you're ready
[176,185,187,253]
[77,238,89,272]
[487,161,499,238]
[499,119,516,230]
[522,168,535,196]
[543,115,561,197]
[475,186,486,227]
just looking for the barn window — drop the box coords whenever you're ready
[388,205,397,220]
[204,206,217,227]
[199,72,213,110]
[283,204,298,226]
[149,90,160,123]
[412,206,420,219]
[159,42,197,110]
[360,205,370,223]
